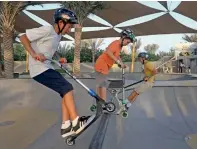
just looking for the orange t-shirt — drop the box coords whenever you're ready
[95,40,122,74]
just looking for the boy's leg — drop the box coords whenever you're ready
[33,69,95,137]
[97,87,107,101]
[117,89,139,114]
[62,98,70,122]
[61,87,95,136]
[125,82,154,108]
[62,91,79,122]
[95,72,109,101]
[127,90,139,104]
[62,91,78,121]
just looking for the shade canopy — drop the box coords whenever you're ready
[11,1,198,41]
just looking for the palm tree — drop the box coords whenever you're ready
[182,34,197,43]
[0,1,41,78]
[82,39,104,64]
[131,38,142,72]
[61,2,106,75]
[144,44,159,54]
[135,38,141,52]
[0,42,2,76]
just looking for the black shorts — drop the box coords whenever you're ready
[33,69,73,98]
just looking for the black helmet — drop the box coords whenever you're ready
[138,52,149,60]
[121,28,136,43]
[54,8,78,24]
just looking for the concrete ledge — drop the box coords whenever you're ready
[189,74,197,77]
[4,72,197,81]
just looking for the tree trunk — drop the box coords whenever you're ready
[92,48,95,64]
[0,43,2,76]
[3,27,14,78]
[73,25,82,75]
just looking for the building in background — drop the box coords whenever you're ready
[174,42,197,74]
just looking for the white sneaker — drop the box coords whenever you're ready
[72,115,95,134]
[116,103,130,115]
[61,124,75,138]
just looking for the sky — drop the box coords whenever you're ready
[96,33,194,54]
[21,1,197,54]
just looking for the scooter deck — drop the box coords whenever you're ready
[66,114,101,144]
[108,79,124,89]
[65,101,103,145]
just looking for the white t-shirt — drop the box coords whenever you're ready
[25,25,62,78]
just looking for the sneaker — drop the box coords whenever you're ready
[73,115,95,134]
[125,102,131,110]
[116,103,130,115]
[61,124,74,138]
[102,108,110,114]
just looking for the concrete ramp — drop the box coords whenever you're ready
[0,79,196,149]
[0,108,58,149]
[103,86,197,149]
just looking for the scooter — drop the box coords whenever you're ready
[48,59,116,146]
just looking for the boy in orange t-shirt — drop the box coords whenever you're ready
[94,29,136,101]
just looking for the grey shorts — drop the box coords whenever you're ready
[95,72,110,88]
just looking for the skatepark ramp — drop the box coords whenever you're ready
[0,79,196,149]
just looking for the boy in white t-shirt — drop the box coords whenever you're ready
[19,8,94,138]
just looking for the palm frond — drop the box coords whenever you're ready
[135,39,141,50]
[18,1,43,12]
[95,38,104,49]
[9,2,23,26]
[0,1,43,33]
[182,34,197,43]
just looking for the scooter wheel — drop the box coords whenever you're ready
[121,111,128,118]
[65,136,75,146]
[106,102,116,113]
[90,105,97,112]
[111,89,117,94]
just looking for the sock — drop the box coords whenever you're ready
[125,98,132,108]
[72,116,79,127]
[126,102,132,108]
[61,120,71,129]
[126,98,130,103]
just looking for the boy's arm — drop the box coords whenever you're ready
[145,63,158,77]
[53,51,67,64]
[118,56,127,67]
[106,49,126,69]
[144,63,157,81]
[53,51,61,60]
[118,56,122,63]
[19,34,36,58]
[19,34,46,62]
[106,48,120,64]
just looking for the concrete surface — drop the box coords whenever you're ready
[14,60,197,74]
[103,86,197,149]
[185,134,197,149]
[0,78,196,149]
[14,61,197,81]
